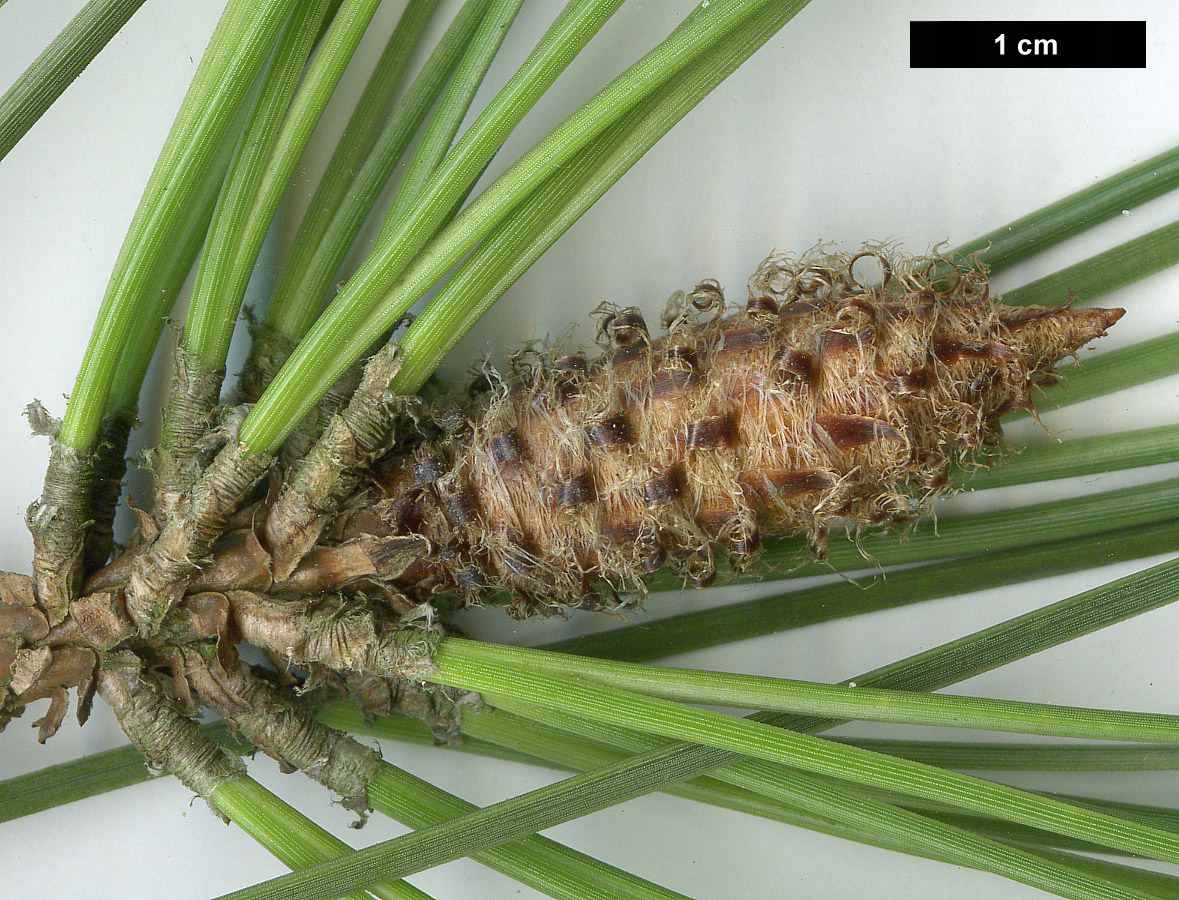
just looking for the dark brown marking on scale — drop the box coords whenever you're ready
[714,325,772,359]
[441,486,479,527]
[436,544,489,592]
[696,508,739,534]
[685,554,716,589]
[453,566,487,592]
[740,468,834,503]
[634,529,666,572]
[367,537,431,575]
[666,344,697,368]
[385,495,422,535]
[882,290,936,322]
[685,414,734,450]
[553,353,589,374]
[572,585,603,612]
[747,294,779,316]
[770,348,813,388]
[555,379,582,403]
[550,470,595,508]
[831,497,859,518]
[601,521,641,546]
[688,280,725,315]
[821,327,874,354]
[603,309,650,347]
[933,336,1015,365]
[466,371,492,400]
[885,370,930,395]
[412,453,448,486]
[585,414,632,448]
[807,526,830,561]
[651,367,700,399]
[605,344,647,367]
[553,353,588,402]
[863,497,892,524]
[729,523,761,558]
[600,310,650,368]
[816,414,902,450]
[499,531,538,577]
[836,295,877,322]
[341,503,396,539]
[919,468,949,490]
[490,429,526,474]
[643,467,682,508]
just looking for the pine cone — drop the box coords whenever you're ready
[363,250,1122,614]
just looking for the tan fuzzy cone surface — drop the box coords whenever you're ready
[368,251,1122,615]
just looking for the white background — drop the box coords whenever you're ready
[2,1,1179,898]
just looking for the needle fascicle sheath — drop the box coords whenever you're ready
[125,441,273,637]
[155,0,335,521]
[96,650,245,815]
[262,345,407,581]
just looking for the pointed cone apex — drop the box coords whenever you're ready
[1033,305,1126,349]
[1074,306,1126,341]
[998,304,1124,372]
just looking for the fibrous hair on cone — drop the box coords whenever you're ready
[358,247,1124,616]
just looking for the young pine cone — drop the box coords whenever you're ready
[360,250,1121,614]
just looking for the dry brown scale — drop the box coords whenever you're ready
[0,249,1122,774]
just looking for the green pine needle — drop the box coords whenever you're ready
[0,0,148,160]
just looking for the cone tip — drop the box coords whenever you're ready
[1078,306,1125,342]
